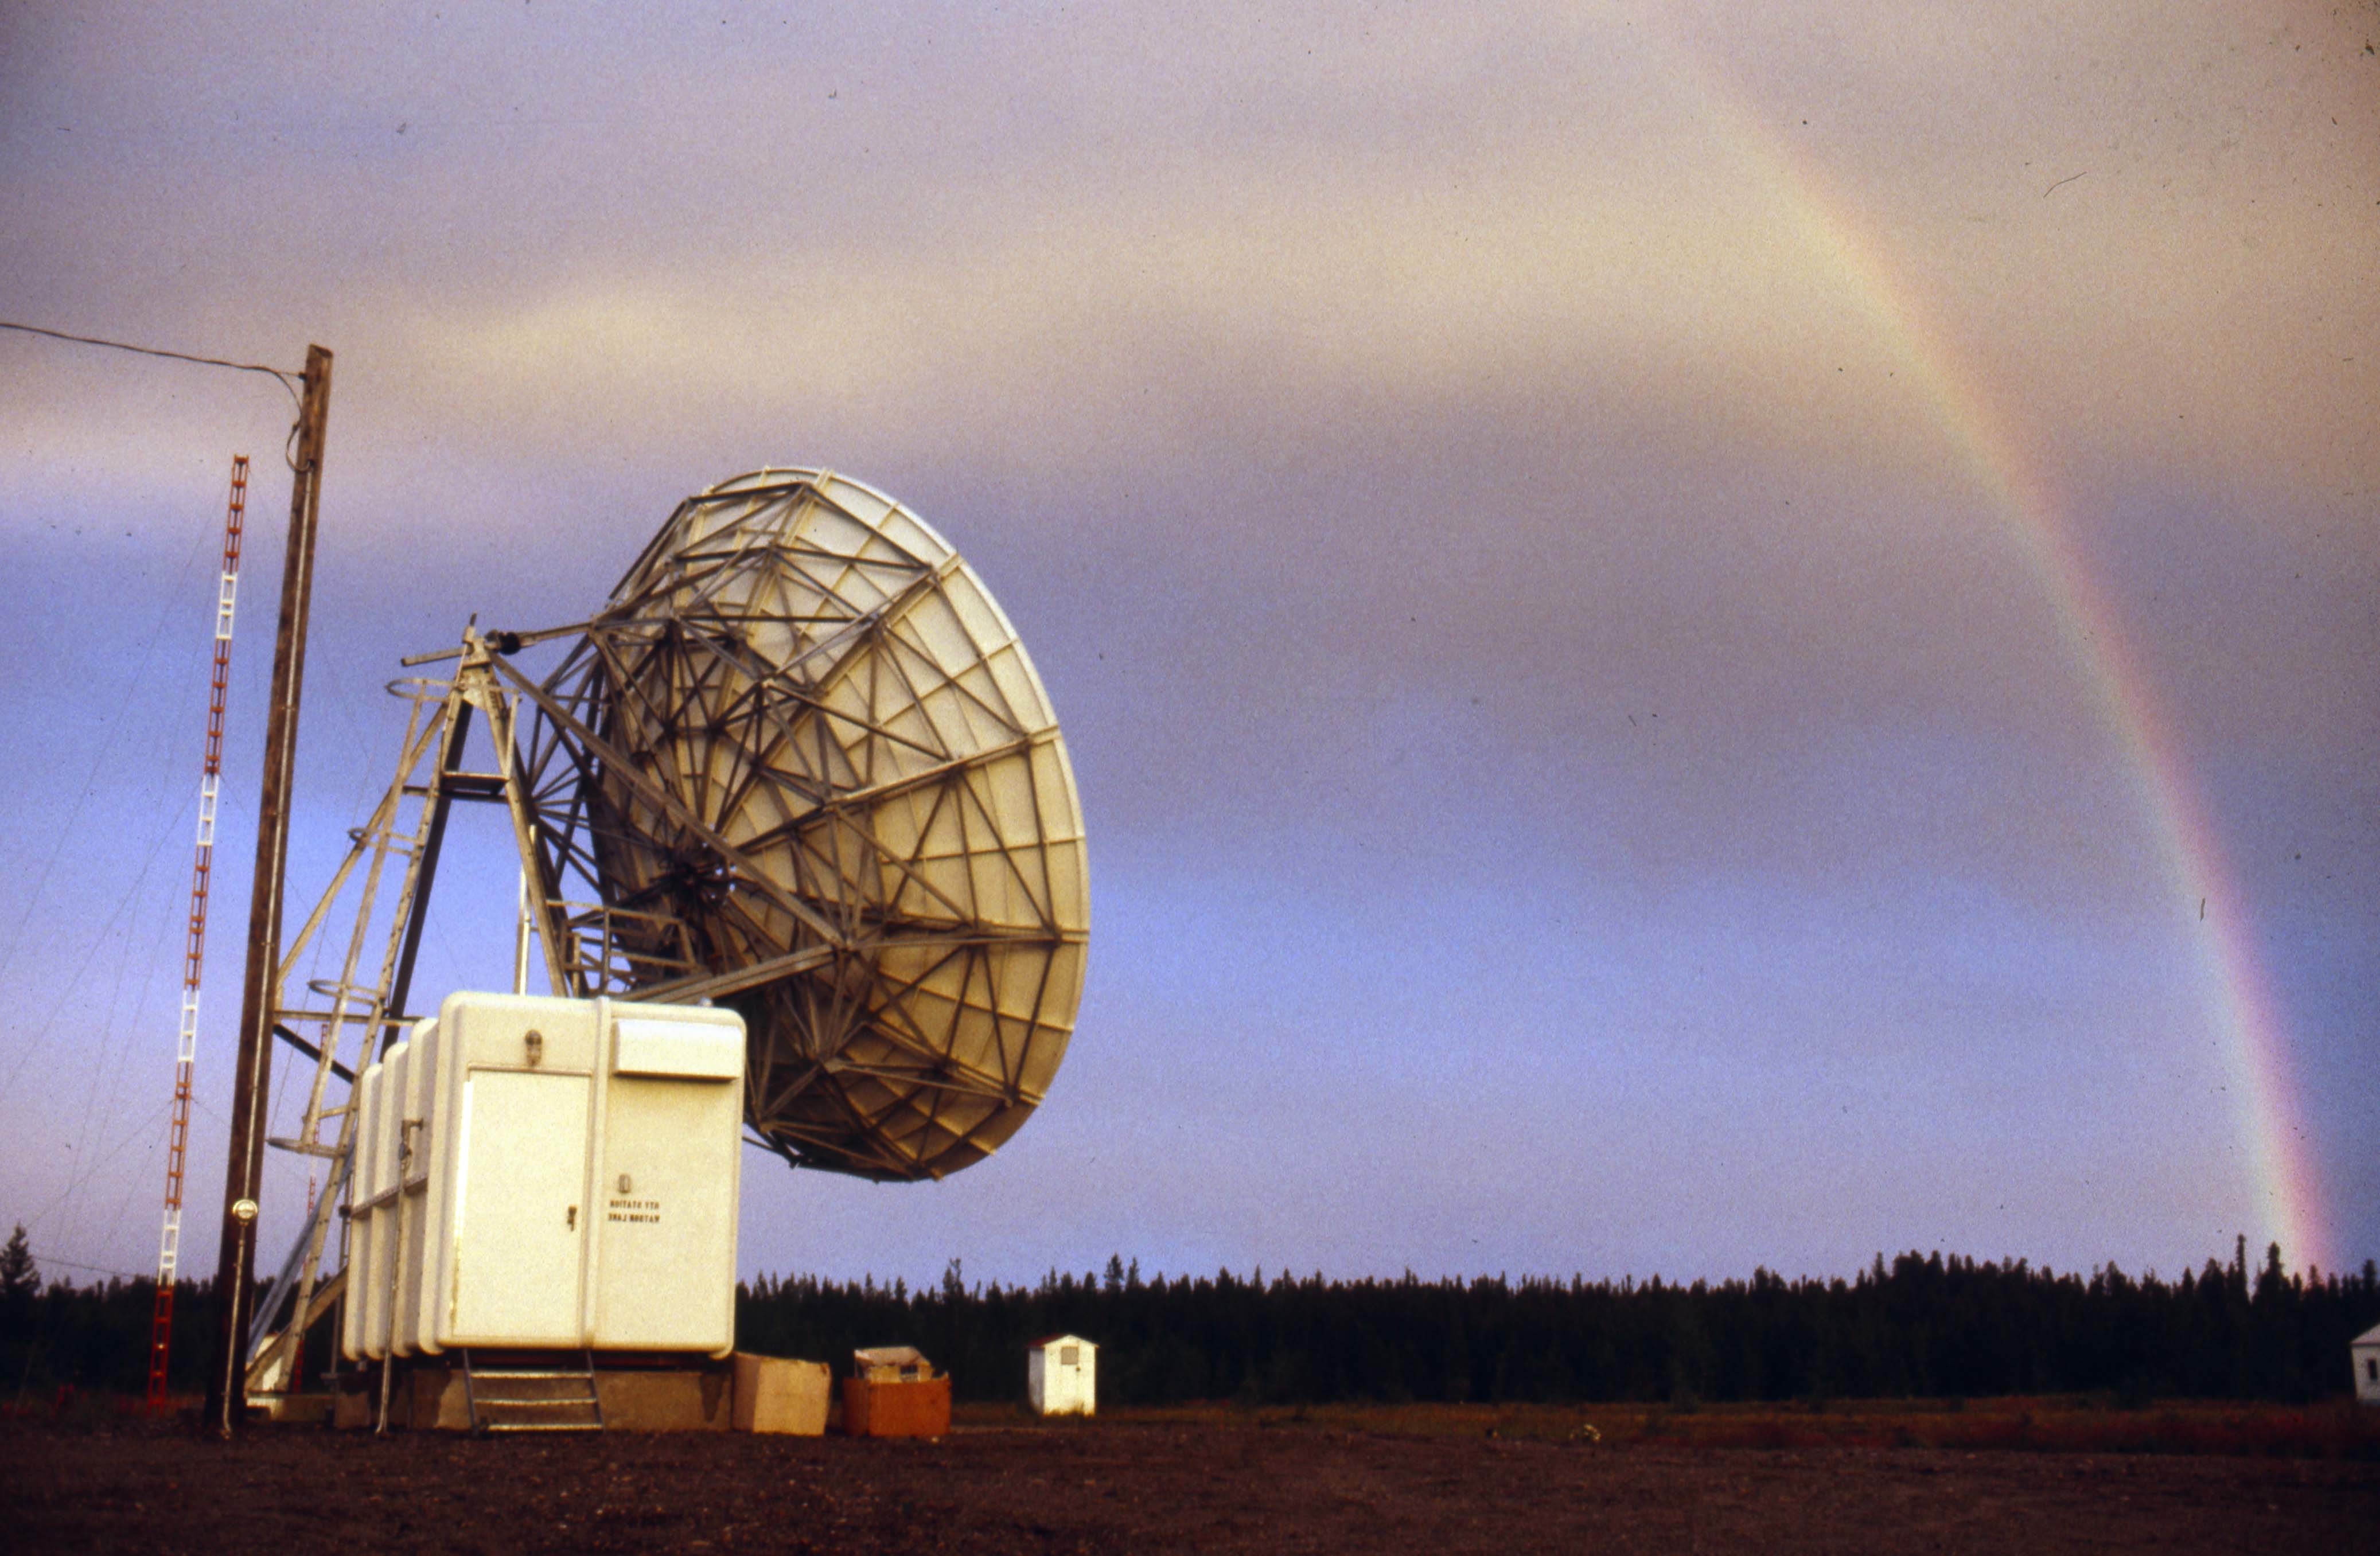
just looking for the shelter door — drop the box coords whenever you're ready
[451,1069,589,1344]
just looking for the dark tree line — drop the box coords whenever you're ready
[742,1240,2380,1406]
[6,1223,2375,1407]
[1,1226,222,1403]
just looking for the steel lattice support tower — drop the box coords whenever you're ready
[147,454,248,1413]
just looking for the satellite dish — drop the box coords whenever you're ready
[517,470,1089,1181]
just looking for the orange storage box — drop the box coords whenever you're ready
[841,1375,951,1437]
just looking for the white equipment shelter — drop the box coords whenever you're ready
[2354,1322,2380,1405]
[1027,1333,1097,1416]
[341,992,745,1363]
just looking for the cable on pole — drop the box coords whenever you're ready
[0,320,301,408]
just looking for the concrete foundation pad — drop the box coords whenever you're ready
[334,1360,731,1431]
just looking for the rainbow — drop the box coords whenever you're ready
[1644,20,2328,1270]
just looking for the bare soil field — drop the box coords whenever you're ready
[6,1403,2377,1554]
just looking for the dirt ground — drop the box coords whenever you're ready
[6,1413,2376,1554]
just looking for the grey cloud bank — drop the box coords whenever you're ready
[1,3,2372,1289]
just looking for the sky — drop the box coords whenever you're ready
[1,3,2373,1298]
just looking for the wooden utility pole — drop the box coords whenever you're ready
[205,344,331,1434]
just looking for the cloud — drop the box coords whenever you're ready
[1,3,2373,1280]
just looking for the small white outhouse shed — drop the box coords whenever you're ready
[2354,1322,2380,1405]
[1027,1333,1096,1415]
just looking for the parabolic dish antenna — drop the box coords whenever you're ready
[241,466,1090,1395]
[515,470,1090,1181]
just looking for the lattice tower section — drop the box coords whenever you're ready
[148,454,247,1411]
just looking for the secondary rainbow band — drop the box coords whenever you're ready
[1654,26,2327,1269]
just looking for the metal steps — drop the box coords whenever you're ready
[462,1348,605,1433]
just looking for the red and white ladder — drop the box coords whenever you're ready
[146,454,248,1413]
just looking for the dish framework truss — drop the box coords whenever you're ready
[512,468,1090,1182]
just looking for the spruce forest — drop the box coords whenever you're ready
[749,1239,2373,1407]
[5,1224,2373,1409]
